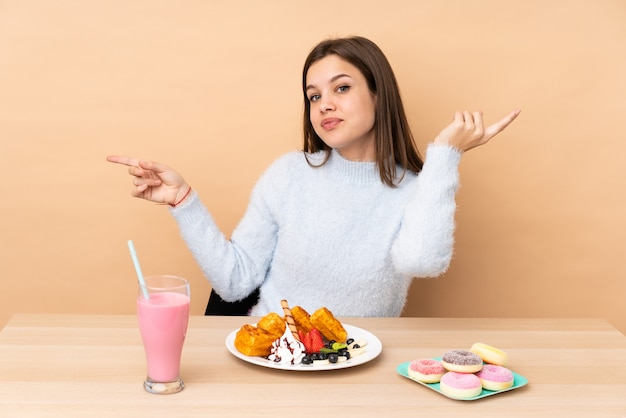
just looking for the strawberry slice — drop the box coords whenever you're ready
[308,328,325,354]
[298,330,311,353]
[298,328,324,354]
[303,331,313,354]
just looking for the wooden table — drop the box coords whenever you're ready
[1,314,625,417]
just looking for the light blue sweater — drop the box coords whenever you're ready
[171,144,462,317]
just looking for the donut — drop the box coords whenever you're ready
[470,342,508,366]
[441,349,483,373]
[407,359,446,383]
[475,365,514,391]
[439,371,482,399]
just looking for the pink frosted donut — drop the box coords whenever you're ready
[408,359,446,383]
[475,365,514,391]
[439,371,482,399]
[441,349,483,373]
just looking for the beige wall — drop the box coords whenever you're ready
[2,1,625,333]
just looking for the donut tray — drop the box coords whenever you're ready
[396,358,528,401]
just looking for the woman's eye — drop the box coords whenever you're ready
[309,94,320,102]
[337,85,350,93]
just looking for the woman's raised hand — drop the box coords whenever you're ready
[434,109,521,152]
[106,155,191,206]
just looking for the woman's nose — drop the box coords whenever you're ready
[319,96,335,112]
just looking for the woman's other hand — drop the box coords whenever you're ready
[434,109,521,152]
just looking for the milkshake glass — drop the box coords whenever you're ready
[137,275,190,394]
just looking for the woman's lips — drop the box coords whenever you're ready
[321,118,341,130]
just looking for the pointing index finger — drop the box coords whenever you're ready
[484,109,521,139]
[106,155,140,167]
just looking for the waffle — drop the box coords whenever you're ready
[291,305,314,334]
[310,307,347,342]
[234,312,285,357]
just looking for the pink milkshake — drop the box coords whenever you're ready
[137,275,190,394]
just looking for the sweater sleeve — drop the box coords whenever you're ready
[391,143,462,278]
[168,161,283,302]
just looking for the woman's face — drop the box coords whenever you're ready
[305,55,376,161]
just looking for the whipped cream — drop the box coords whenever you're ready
[268,327,306,365]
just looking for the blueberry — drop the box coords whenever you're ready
[328,353,339,364]
[302,356,312,365]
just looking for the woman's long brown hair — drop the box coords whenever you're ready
[302,36,423,187]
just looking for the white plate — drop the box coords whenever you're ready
[225,324,382,371]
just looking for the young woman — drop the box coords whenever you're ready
[108,36,520,317]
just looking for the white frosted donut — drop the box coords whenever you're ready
[441,349,483,373]
[407,359,445,383]
[470,342,508,366]
[470,343,509,366]
[439,371,482,399]
[475,365,514,391]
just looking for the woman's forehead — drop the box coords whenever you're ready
[305,55,362,87]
